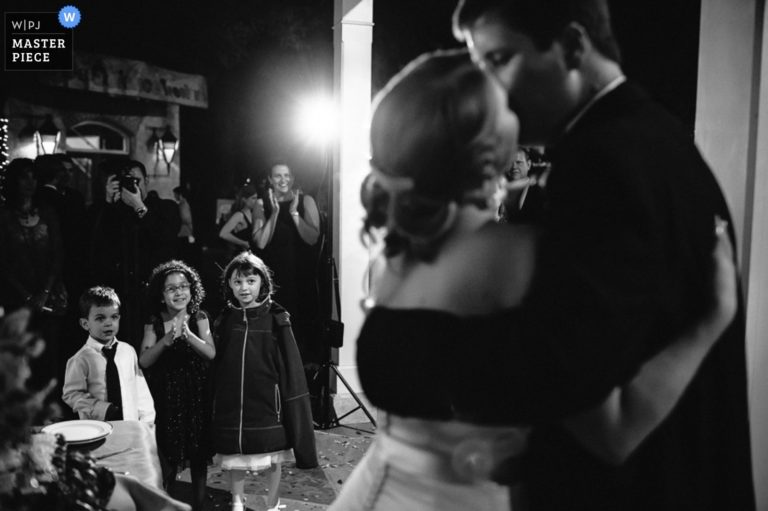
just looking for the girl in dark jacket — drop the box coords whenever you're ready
[212,252,317,511]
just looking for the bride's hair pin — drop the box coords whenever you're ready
[368,162,458,243]
[369,163,414,193]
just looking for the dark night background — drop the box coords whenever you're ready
[2,0,701,245]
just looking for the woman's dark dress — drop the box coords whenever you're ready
[0,206,66,391]
[148,310,212,468]
[231,211,253,247]
[222,210,254,260]
[261,195,320,364]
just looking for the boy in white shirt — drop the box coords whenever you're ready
[63,286,155,423]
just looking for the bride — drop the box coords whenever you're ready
[329,50,737,510]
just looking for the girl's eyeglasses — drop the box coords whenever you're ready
[164,283,191,295]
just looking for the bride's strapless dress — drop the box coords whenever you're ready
[328,414,530,511]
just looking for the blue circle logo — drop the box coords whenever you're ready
[58,5,81,28]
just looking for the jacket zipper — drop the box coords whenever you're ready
[238,308,248,453]
[275,384,281,422]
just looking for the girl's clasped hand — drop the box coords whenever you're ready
[164,314,191,346]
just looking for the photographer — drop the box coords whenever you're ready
[87,158,180,349]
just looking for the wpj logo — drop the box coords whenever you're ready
[10,19,42,31]
[4,6,79,71]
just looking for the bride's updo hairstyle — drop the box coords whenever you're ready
[362,49,516,261]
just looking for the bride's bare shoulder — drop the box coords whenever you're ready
[442,223,539,310]
[462,223,538,260]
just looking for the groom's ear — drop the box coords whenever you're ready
[559,22,590,70]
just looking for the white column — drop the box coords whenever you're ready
[333,0,372,393]
[696,1,767,508]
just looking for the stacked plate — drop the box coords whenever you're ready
[41,420,113,444]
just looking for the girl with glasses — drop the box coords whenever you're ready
[139,259,215,511]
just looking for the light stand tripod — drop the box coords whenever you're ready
[311,145,376,432]
[311,250,377,430]
[314,363,378,430]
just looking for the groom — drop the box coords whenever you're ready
[451,1,755,510]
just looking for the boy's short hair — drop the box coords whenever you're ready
[79,286,121,318]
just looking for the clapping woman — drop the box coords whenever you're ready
[252,164,322,365]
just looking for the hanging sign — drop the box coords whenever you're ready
[39,52,209,108]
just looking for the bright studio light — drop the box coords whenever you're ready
[295,95,338,146]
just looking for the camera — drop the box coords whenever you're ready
[119,171,140,193]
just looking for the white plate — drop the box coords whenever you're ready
[41,420,113,444]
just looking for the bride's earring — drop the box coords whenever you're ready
[359,243,384,313]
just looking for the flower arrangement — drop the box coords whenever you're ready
[0,307,115,510]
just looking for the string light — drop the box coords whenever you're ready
[0,118,9,202]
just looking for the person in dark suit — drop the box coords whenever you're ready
[34,154,90,394]
[34,157,66,212]
[34,155,88,296]
[450,0,755,510]
[501,146,547,223]
[88,159,180,349]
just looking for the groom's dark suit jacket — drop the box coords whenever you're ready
[458,82,754,510]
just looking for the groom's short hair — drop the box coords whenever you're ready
[452,0,622,64]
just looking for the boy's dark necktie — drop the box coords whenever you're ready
[102,344,123,420]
